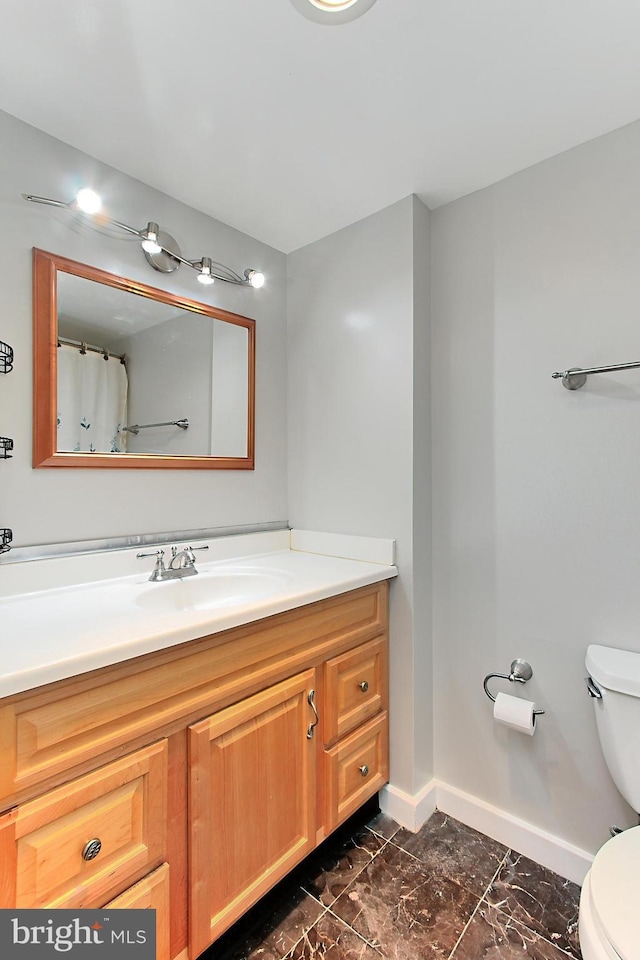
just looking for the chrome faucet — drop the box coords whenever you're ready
[169,545,197,572]
[137,545,209,582]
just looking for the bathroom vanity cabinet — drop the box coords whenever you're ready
[0,581,389,960]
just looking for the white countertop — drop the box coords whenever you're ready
[0,531,396,698]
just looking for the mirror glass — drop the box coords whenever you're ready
[33,250,255,470]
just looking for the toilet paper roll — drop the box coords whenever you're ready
[493,691,537,735]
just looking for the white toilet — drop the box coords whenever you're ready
[580,644,640,960]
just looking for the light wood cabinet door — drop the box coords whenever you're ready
[188,670,317,957]
[104,863,171,960]
[0,740,167,910]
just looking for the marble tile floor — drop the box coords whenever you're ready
[204,801,582,960]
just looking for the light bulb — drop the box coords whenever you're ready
[75,188,102,214]
[197,257,215,285]
[141,222,162,255]
[307,0,361,7]
[245,269,265,289]
[290,0,377,21]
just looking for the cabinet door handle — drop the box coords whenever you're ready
[359,680,369,692]
[307,689,319,739]
[359,764,369,777]
[82,838,102,862]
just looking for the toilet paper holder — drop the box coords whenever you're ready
[483,659,545,716]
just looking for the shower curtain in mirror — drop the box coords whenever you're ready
[57,344,128,453]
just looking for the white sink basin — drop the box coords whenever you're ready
[135,567,294,613]
[0,541,397,699]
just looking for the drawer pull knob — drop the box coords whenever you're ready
[359,681,369,692]
[82,838,102,862]
[359,764,369,777]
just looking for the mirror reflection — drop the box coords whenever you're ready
[57,274,249,458]
[33,250,255,470]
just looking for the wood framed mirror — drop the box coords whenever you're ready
[33,249,255,469]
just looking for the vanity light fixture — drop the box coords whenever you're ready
[140,222,162,255]
[244,269,265,289]
[22,191,266,289]
[290,0,377,24]
[195,256,215,285]
[75,187,102,214]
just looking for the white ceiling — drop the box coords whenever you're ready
[57,272,185,344]
[2,0,640,253]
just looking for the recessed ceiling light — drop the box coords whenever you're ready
[309,1,362,8]
[290,0,377,25]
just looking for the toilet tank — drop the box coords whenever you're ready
[586,644,640,812]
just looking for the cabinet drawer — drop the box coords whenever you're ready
[323,637,386,746]
[324,712,388,832]
[104,863,170,960]
[0,740,167,909]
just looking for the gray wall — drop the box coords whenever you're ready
[287,196,433,795]
[108,313,214,457]
[431,119,640,853]
[210,320,250,459]
[0,110,287,546]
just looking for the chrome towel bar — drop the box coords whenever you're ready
[552,360,640,390]
[122,418,189,435]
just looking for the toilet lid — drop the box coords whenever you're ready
[590,826,640,960]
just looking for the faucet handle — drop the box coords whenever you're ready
[179,544,209,560]
[137,549,167,581]
[185,545,208,565]
[136,548,165,581]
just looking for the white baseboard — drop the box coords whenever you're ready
[381,778,593,886]
[380,779,437,832]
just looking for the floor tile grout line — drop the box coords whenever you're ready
[478,900,581,960]
[383,836,430,865]
[476,849,582,960]
[365,824,400,844]
[288,838,392,956]
[364,828,519,958]
[383,832,511,909]
[446,847,512,959]
[289,881,386,958]
[382,830,511,881]
[322,902,386,956]
[298,884,328,910]
[316,829,511,960]
[280,891,330,960]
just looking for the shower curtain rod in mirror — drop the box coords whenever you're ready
[57,336,126,364]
